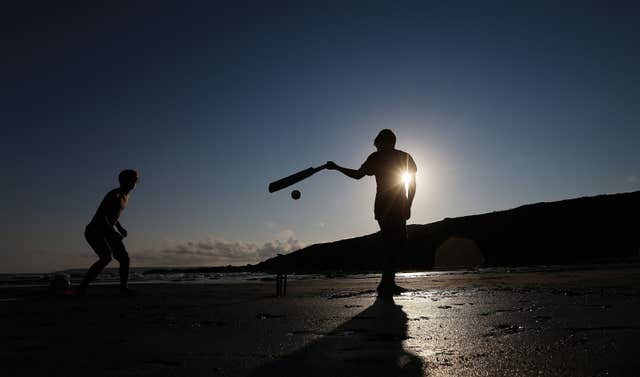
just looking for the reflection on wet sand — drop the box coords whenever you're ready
[248,297,424,376]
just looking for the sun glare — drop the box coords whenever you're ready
[402,172,411,186]
[402,172,411,196]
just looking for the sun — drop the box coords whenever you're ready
[402,172,411,186]
[401,172,411,195]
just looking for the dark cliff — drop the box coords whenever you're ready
[257,191,640,273]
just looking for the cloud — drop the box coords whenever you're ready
[137,236,303,267]
[627,175,638,183]
[275,228,295,240]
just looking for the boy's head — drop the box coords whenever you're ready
[374,129,396,151]
[119,169,139,191]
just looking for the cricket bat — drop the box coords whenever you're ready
[268,164,328,193]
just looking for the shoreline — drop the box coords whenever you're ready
[4,259,640,290]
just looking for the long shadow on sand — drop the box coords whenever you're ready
[248,297,424,377]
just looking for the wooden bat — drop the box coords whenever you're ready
[268,164,328,193]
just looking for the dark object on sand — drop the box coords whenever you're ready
[275,273,287,296]
[291,190,301,200]
[49,273,72,295]
[268,164,327,193]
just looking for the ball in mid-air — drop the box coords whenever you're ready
[291,189,301,200]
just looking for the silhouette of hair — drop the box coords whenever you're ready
[119,169,139,185]
[374,129,396,148]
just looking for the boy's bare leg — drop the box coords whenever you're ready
[80,230,113,295]
[78,257,111,294]
[377,219,407,295]
[111,237,131,292]
[117,256,130,291]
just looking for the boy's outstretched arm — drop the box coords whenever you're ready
[115,221,128,238]
[326,161,365,180]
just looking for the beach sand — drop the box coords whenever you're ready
[2,266,640,376]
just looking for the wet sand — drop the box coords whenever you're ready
[2,266,640,376]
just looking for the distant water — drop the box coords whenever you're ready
[0,268,476,288]
[0,269,278,288]
[2,263,636,288]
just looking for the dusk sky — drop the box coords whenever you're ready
[2,1,639,273]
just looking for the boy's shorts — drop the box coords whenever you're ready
[377,218,407,246]
[84,225,129,261]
